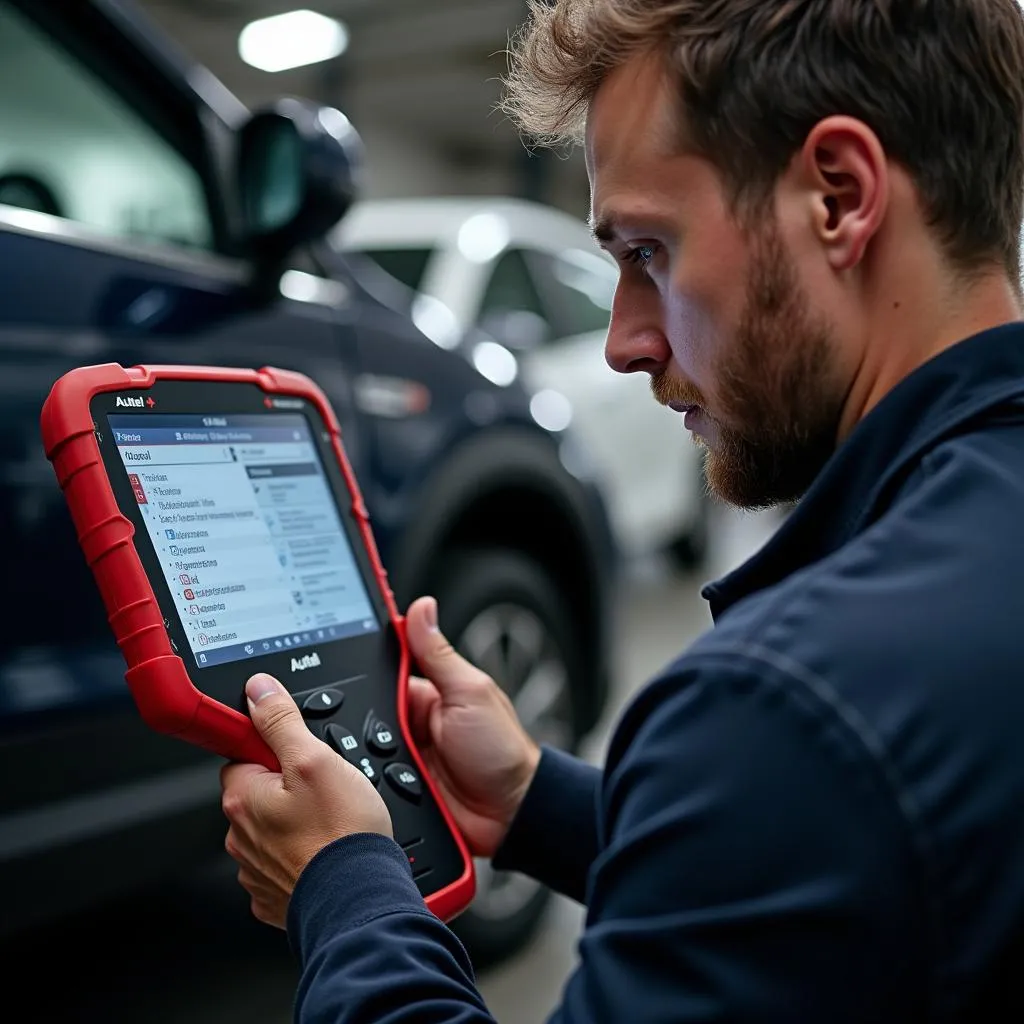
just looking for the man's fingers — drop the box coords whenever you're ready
[221,761,274,825]
[407,676,440,745]
[405,596,490,698]
[221,760,267,794]
[245,674,319,771]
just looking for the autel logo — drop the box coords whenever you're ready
[115,396,144,408]
[291,652,321,672]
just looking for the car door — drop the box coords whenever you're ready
[0,0,361,764]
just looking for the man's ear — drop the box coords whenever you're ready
[798,115,889,272]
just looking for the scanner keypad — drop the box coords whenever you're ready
[302,688,345,717]
[293,685,444,889]
[324,722,359,755]
[365,716,398,756]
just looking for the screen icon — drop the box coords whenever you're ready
[183,588,195,601]
[244,644,254,655]
[262,641,271,651]
[127,473,147,505]
[198,653,207,664]
[165,529,176,540]
[283,637,292,646]
[274,640,282,648]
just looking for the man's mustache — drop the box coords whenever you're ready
[650,371,704,409]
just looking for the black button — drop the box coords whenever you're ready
[325,724,360,756]
[354,755,380,787]
[365,714,398,756]
[384,762,422,802]
[302,688,344,717]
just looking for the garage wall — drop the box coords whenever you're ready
[355,124,519,200]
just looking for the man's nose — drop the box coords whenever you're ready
[605,323,672,375]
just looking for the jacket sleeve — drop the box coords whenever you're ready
[288,833,495,1024]
[490,745,602,904]
[287,654,931,1023]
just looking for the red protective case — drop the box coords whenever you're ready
[40,362,474,922]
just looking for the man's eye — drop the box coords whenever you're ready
[625,244,656,268]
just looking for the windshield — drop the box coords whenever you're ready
[358,247,434,292]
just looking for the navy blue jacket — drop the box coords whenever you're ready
[287,323,1024,1022]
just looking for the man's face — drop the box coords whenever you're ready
[586,56,846,509]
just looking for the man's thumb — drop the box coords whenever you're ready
[245,674,311,760]
[406,596,488,696]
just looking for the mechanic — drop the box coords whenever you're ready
[219,1,1024,1020]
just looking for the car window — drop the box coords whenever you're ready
[536,248,616,338]
[0,3,213,251]
[480,249,546,316]
[476,248,555,349]
[361,248,434,292]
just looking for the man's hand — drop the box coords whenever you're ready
[405,596,542,859]
[220,675,392,929]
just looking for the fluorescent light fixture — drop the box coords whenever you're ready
[239,9,349,73]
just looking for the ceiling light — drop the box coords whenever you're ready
[239,9,349,73]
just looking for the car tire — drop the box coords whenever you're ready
[427,546,584,970]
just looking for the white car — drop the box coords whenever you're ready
[333,196,710,565]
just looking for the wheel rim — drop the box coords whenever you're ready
[455,601,574,921]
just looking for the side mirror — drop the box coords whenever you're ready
[236,97,364,263]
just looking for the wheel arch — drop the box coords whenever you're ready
[386,426,616,735]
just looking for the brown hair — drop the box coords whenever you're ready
[503,0,1024,278]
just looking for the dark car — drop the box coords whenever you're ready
[0,0,618,967]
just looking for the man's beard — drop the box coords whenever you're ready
[652,216,842,510]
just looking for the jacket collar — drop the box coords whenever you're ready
[702,321,1024,620]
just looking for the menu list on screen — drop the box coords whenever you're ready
[108,413,378,668]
